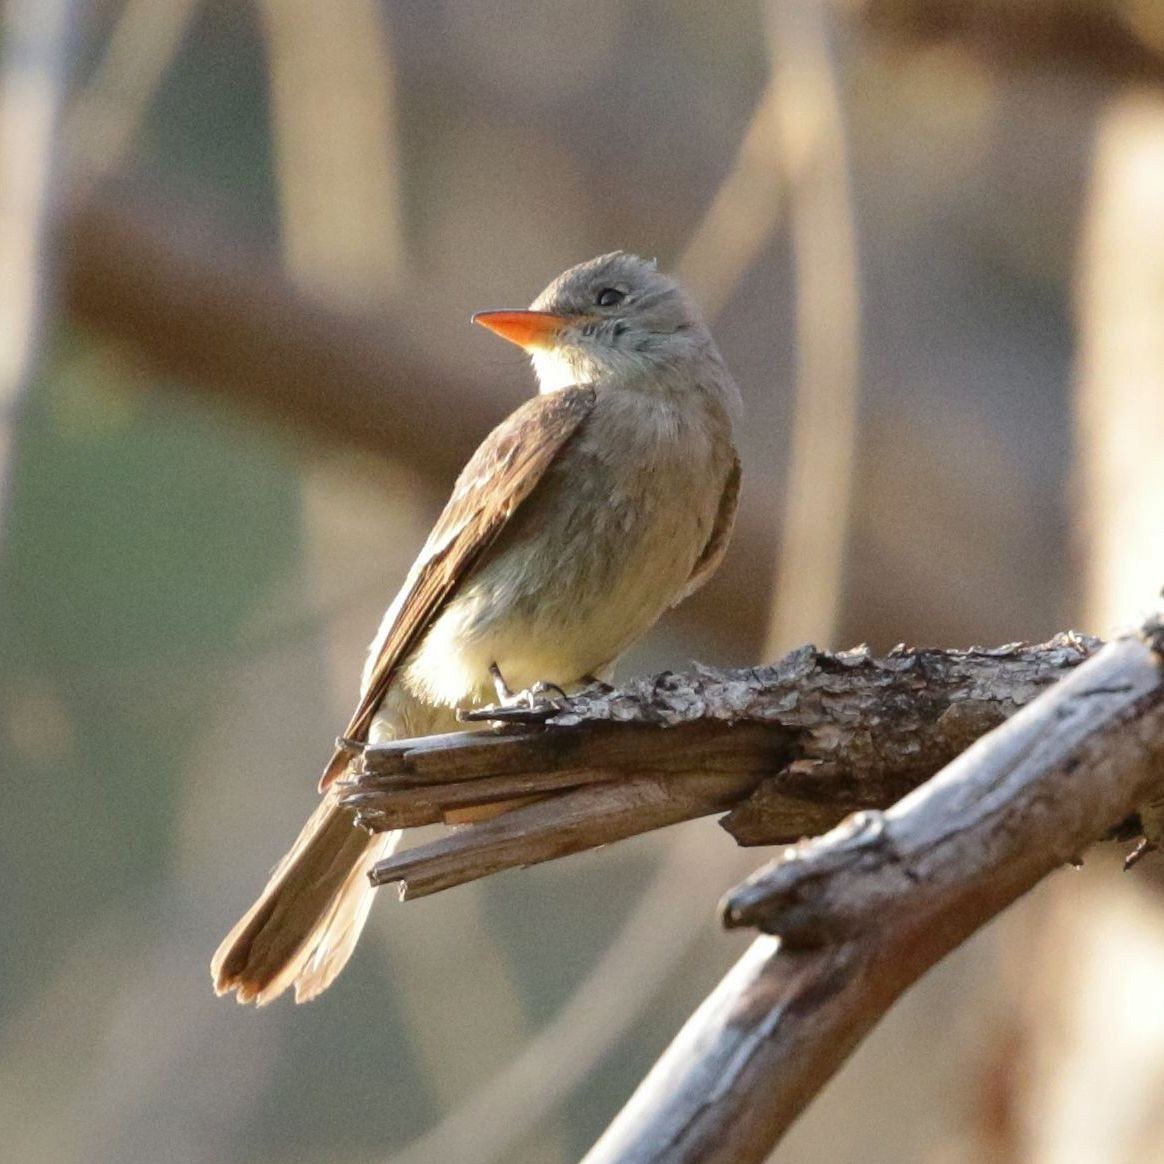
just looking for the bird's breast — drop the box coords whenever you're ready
[402,388,734,708]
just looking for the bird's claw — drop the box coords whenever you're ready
[1126,798,1164,870]
[460,668,570,724]
[526,680,569,704]
[1125,836,1157,871]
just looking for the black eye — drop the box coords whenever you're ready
[595,287,624,308]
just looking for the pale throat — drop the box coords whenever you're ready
[530,347,585,394]
[530,345,644,394]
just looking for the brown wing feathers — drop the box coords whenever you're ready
[213,385,597,1003]
[677,453,741,605]
[318,384,596,789]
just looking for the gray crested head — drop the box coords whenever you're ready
[525,252,730,398]
[530,252,698,336]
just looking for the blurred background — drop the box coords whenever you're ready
[2,0,1164,1161]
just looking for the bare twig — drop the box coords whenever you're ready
[257,0,404,302]
[340,634,1102,893]
[367,767,761,899]
[580,618,1164,1164]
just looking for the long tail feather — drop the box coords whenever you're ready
[211,792,399,1005]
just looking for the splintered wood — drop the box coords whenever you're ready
[338,634,1101,897]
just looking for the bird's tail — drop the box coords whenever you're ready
[211,791,399,1005]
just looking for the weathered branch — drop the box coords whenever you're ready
[341,633,1102,895]
[579,617,1164,1164]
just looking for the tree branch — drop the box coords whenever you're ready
[340,633,1102,896]
[579,616,1164,1164]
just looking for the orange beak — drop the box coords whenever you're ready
[472,309,569,351]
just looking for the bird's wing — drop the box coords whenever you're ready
[675,451,741,604]
[318,384,597,789]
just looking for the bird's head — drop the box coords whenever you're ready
[473,252,716,394]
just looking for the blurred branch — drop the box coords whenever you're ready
[257,0,404,302]
[581,615,1164,1164]
[673,50,786,318]
[762,0,862,657]
[0,0,75,511]
[57,180,504,484]
[341,633,1101,894]
[55,178,775,654]
[1075,89,1164,630]
[52,174,1073,663]
[853,0,1164,84]
[65,0,200,192]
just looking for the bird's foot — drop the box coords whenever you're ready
[1126,798,1164,870]
[491,663,568,708]
[335,735,368,755]
[1125,837,1156,871]
[488,661,515,704]
[458,665,570,724]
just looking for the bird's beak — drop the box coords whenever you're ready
[472,309,571,351]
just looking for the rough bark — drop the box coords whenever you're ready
[341,633,1104,896]
[580,619,1164,1164]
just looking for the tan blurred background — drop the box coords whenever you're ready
[2,1,1164,1161]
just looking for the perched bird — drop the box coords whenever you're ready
[212,252,742,1004]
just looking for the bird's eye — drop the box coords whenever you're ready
[595,287,625,308]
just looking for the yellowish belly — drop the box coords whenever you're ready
[393,386,733,711]
[401,524,696,707]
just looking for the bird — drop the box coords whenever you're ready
[212,251,742,1004]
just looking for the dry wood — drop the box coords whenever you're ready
[342,634,1103,895]
[368,772,760,900]
[580,619,1164,1164]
